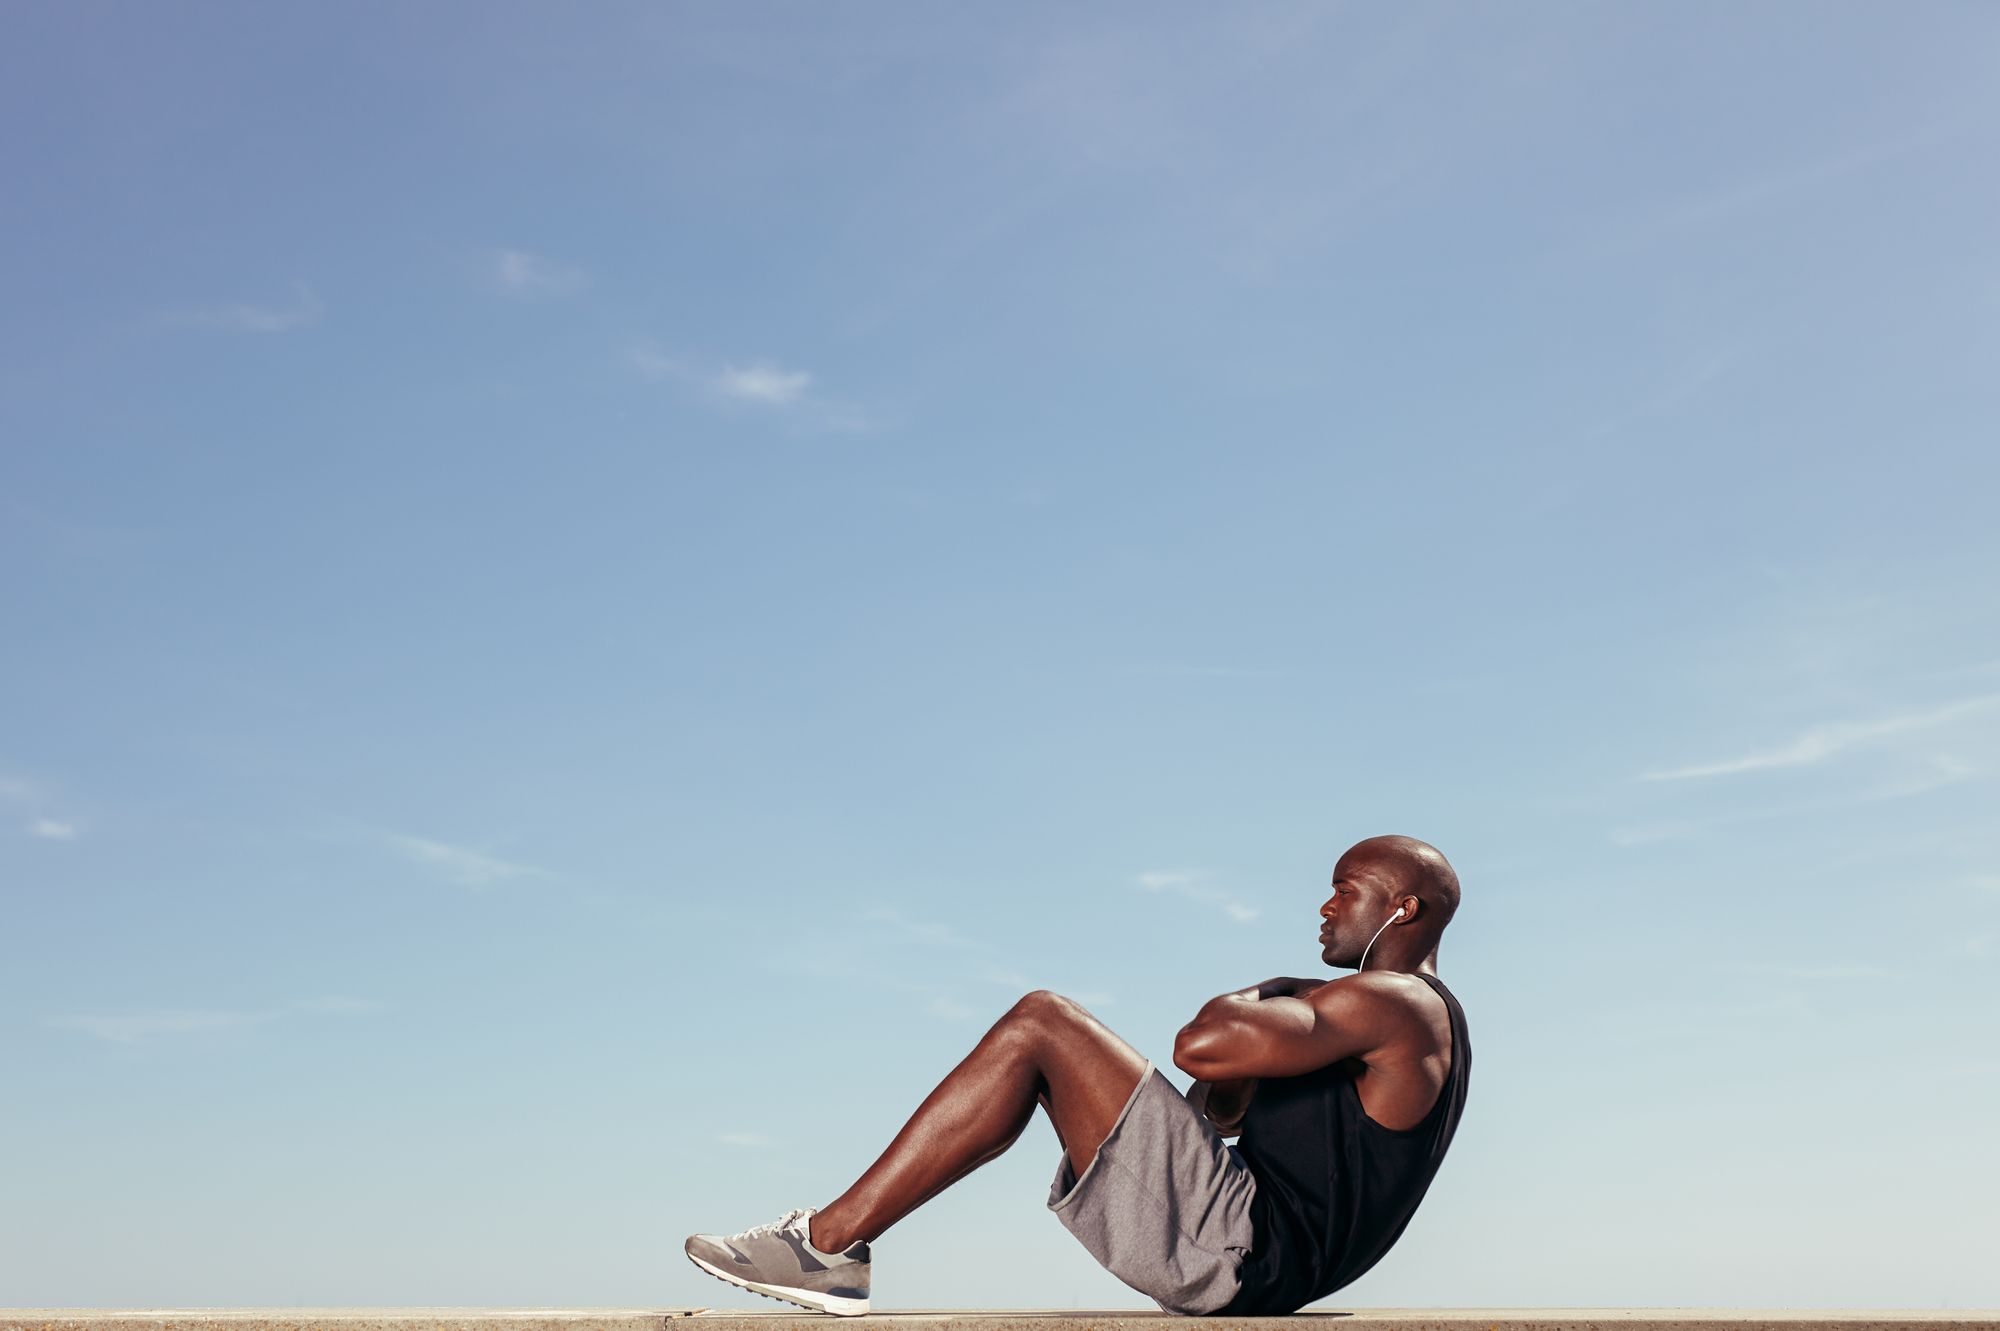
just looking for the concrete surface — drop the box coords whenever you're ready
[3,1311,1995,1331]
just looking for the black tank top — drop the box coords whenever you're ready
[1218,972,1471,1315]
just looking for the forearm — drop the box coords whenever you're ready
[1200,1076,1257,1130]
[1201,975,1322,1017]
[1176,976,1322,1102]
[1185,1073,1257,1135]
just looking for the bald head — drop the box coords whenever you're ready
[1345,834,1460,932]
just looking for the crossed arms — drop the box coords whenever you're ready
[1172,973,1416,1136]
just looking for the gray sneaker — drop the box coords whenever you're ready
[684,1206,872,1316]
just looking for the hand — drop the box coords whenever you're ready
[1254,976,1324,1000]
[1190,1076,1258,1135]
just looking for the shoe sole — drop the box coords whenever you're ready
[684,1247,871,1317]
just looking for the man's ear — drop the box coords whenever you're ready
[1395,896,1419,922]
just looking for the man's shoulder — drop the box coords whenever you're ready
[1306,971,1451,1039]
[1314,968,1441,1003]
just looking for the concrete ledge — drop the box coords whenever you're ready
[4,1311,1995,1331]
[0,1316,693,1331]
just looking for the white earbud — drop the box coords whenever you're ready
[1358,906,1407,971]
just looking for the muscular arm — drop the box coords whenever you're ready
[1180,977,1323,1133]
[1173,971,1419,1084]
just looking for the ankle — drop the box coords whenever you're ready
[809,1212,855,1254]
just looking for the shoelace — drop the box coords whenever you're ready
[738,1207,812,1241]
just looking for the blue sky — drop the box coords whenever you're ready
[4,1,1998,1312]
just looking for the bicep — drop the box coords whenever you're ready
[1175,987,1381,1081]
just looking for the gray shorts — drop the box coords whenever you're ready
[1046,1061,1259,1315]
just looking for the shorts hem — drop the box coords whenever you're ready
[1046,1058,1154,1216]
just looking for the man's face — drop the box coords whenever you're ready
[1317,848,1399,969]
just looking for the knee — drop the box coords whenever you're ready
[1003,989,1083,1035]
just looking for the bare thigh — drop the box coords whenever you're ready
[1019,991,1150,1178]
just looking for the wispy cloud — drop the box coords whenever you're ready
[293,996,391,1016]
[841,9,1351,332]
[1716,961,1896,982]
[48,1008,280,1043]
[4,770,82,841]
[1586,115,1969,260]
[628,345,684,383]
[51,994,389,1044]
[390,834,544,888]
[494,248,586,296]
[865,905,976,950]
[929,995,980,1021]
[715,362,812,405]
[856,918,1118,1004]
[1610,754,1985,846]
[1134,870,1260,923]
[1640,695,2000,781]
[630,345,874,432]
[1123,663,1287,680]
[767,942,1114,1026]
[163,282,322,334]
[1589,991,1824,1044]
[717,1132,776,1149]
[1868,755,1981,800]
[632,347,809,404]
[976,966,1114,1008]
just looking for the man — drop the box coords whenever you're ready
[684,835,1470,1316]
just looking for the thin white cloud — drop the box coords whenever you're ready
[1590,991,1822,1044]
[631,346,810,405]
[714,362,812,405]
[1640,695,2000,781]
[929,995,979,1021]
[628,345,684,382]
[629,344,874,432]
[163,283,323,333]
[1716,962,1896,982]
[53,995,388,1043]
[865,906,975,950]
[1868,755,1980,800]
[495,248,586,296]
[772,953,1111,1024]
[4,771,81,841]
[1917,657,2000,683]
[717,1132,776,1149]
[49,1009,279,1043]
[975,966,1114,1007]
[1606,821,1699,848]
[1127,664,1287,680]
[1586,115,1969,260]
[391,834,542,887]
[1134,870,1260,923]
[1610,754,1986,845]
[293,996,391,1016]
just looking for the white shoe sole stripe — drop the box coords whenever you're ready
[685,1247,870,1317]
